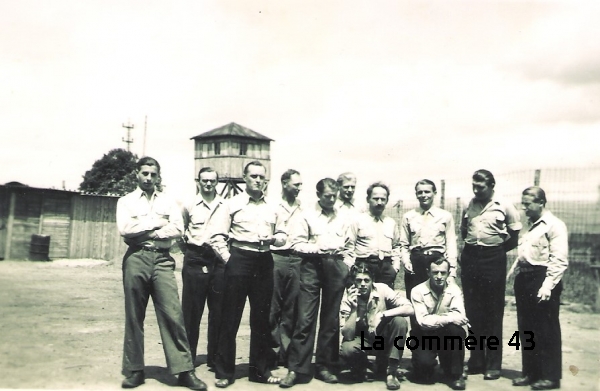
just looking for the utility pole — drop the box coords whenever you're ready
[122,121,134,152]
[143,116,147,156]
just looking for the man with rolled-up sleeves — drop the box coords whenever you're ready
[210,160,286,388]
[116,156,206,390]
[280,178,355,388]
[179,167,224,369]
[460,169,521,380]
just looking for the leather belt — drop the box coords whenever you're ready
[230,239,271,252]
[518,262,546,273]
[411,249,443,256]
[131,246,170,254]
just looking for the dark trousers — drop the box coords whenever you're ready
[356,257,397,289]
[214,247,276,381]
[122,248,194,375]
[404,251,442,301]
[404,251,442,330]
[411,324,466,380]
[181,245,225,366]
[460,244,506,373]
[270,252,301,365]
[288,255,349,375]
[340,317,408,372]
[514,269,562,382]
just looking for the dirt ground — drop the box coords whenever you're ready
[0,257,598,391]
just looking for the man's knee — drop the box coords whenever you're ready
[340,339,365,359]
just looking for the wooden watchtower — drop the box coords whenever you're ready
[191,122,273,198]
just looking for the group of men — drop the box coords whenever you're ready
[116,157,568,391]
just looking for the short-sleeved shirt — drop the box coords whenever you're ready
[517,210,568,291]
[399,206,458,272]
[116,188,183,249]
[411,280,466,330]
[461,196,522,246]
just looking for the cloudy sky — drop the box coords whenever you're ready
[1,0,599,204]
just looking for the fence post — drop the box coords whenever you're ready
[440,179,446,209]
[534,169,541,186]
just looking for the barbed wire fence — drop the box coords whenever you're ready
[385,166,600,309]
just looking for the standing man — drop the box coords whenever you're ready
[399,179,458,300]
[116,157,206,390]
[280,178,355,388]
[336,172,359,215]
[210,161,286,388]
[180,167,224,369]
[270,169,303,367]
[410,257,468,390]
[509,187,568,390]
[350,182,401,288]
[460,169,521,380]
[340,264,413,390]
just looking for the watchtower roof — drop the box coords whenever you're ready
[191,122,273,142]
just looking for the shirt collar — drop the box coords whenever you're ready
[241,190,266,204]
[280,198,301,212]
[314,201,337,218]
[367,210,384,222]
[530,210,552,227]
[194,193,222,207]
[134,187,159,200]
[416,205,438,217]
[336,197,355,208]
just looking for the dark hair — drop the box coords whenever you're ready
[281,169,300,184]
[522,186,547,206]
[415,179,437,192]
[472,169,495,187]
[244,160,265,174]
[366,181,390,198]
[337,172,356,185]
[316,178,339,193]
[137,157,160,173]
[426,255,450,271]
[198,167,219,182]
[351,262,376,280]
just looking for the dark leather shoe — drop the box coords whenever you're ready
[122,371,145,388]
[279,371,297,388]
[450,379,466,390]
[466,365,484,375]
[512,376,532,386]
[531,379,560,390]
[178,371,207,390]
[484,371,501,380]
[315,369,339,384]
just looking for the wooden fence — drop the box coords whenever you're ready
[0,185,127,261]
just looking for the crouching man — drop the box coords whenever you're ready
[410,256,468,390]
[340,264,413,390]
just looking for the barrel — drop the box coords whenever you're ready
[29,234,51,261]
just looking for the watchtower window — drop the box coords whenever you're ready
[239,142,248,156]
[214,142,221,155]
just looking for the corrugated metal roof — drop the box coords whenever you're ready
[191,122,273,141]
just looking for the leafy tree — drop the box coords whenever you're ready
[79,149,139,196]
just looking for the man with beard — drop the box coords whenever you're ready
[349,182,401,289]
